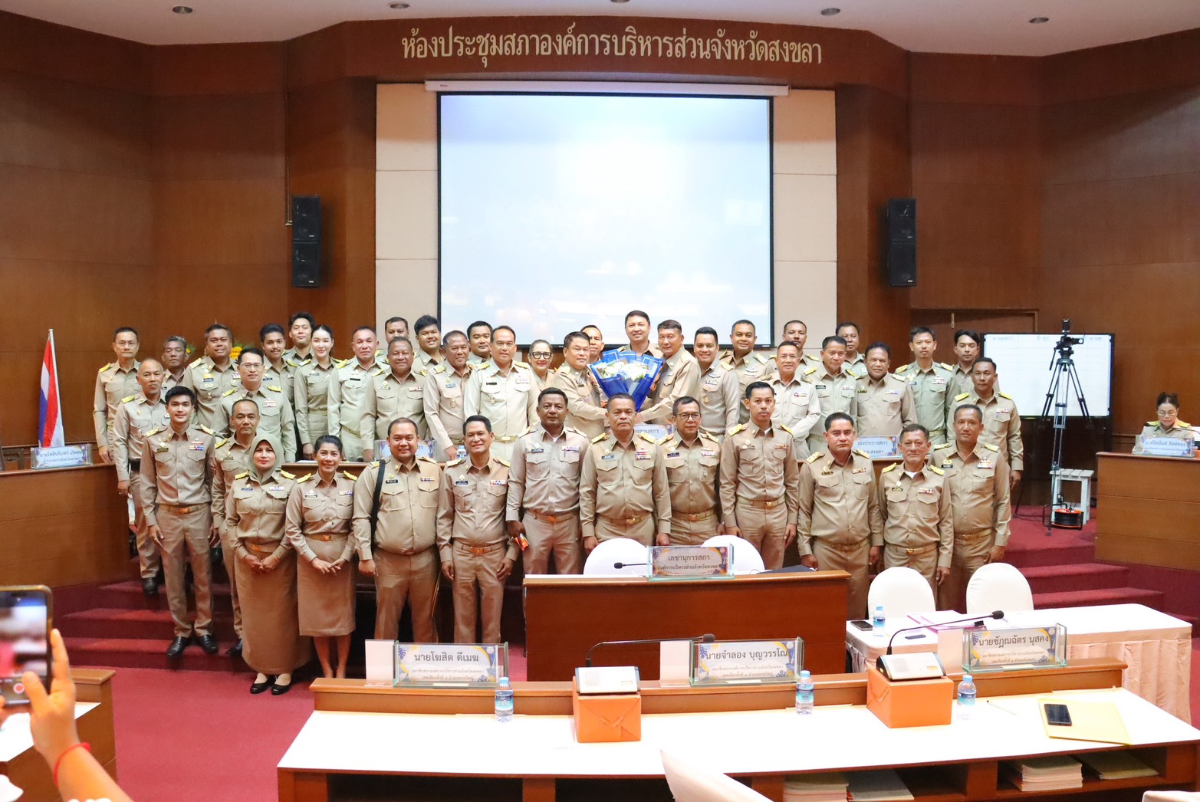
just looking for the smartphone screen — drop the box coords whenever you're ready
[851,619,874,631]
[0,586,52,705]
[1044,702,1072,727]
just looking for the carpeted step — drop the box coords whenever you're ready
[60,607,238,642]
[64,636,251,673]
[93,580,232,611]
[1005,541,1095,569]
[1033,587,1165,611]
[1020,563,1129,594]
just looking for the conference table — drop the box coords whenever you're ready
[845,604,1194,722]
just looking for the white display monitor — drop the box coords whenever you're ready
[438,92,773,346]
[982,333,1114,417]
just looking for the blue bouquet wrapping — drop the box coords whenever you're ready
[589,351,664,411]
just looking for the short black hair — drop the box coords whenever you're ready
[836,321,860,336]
[657,319,683,334]
[388,337,413,354]
[953,404,983,423]
[463,415,492,434]
[624,309,650,325]
[694,326,719,341]
[538,387,567,405]
[164,335,188,350]
[467,321,492,337]
[782,319,806,333]
[909,326,936,342]
[114,326,138,340]
[288,311,315,329]
[384,316,408,330]
[900,423,929,440]
[442,330,468,346]
[672,396,700,416]
[492,325,515,341]
[607,392,636,408]
[825,412,854,431]
[974,357,997,371]
[865,341,891,358]
[352,325,376,339]
[414,314,440,335]
[581,324,602,335]
[821,335,847,350]
[1157,391,1180,408]
[237,347,265,364]
[731,319,756,333]
[165,386,196,405]
[313,434,344,454]
[387,417,419,437]
[205,323,231,339]
[259,323,285,342]
[745,380,772,400]
[777,340,801,354]
[563,331,589,350]
[954,329,982,347]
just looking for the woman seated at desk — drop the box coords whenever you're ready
[1134,392,1195,455]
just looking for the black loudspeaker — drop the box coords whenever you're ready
[291,195,321,287]
[886,197,917,287]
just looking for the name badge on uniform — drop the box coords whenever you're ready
[239,486,254,493]
[815,384,827,390]
[485,381,498,387]
[918,487,936,496]
[264,400,277,409]
[701,450,716,457]
[420,476,435,483]
[941,461,954,468]
[304,491,319,498]
[562,446,579,453]
[455,479,470,486]
[515,377,530,387]
[269,485,285,492]
[842,386,855,397]
[490,480,506,487]
[774,443,788,450]
[601,453,616,461]
[636,452,652,460]
[339,490,353,496]
[189,442,205,452]
[792,391,803,398]
[932,378,947,385]
[909,379,918,386]
[385,477,400,484]
[704,377,719,387]
[978,460,992,470]
[347,375,362,384]
[745,368,759,376]
[530,447,545,454]
[445,381,457,389]
[821,469,834,475]
[885,389,900,396]
[666,451,680,459]
[156,443,170,453]
[852,467,868,474]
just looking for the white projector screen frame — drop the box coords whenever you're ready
[982,333,1115,418]
[436,90,775,347]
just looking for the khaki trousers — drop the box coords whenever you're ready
[734,499,789,569]
[128,475,161,579]
[339,431,365,463]
[489,440,516,463]
[812,537,871,620]
[219,524,244,638]
[883,542,939,595]
[522,513,583,574]
[939,531,994,612]
[452,541,507,643]
[669,514,719,546]
[595,515,655,546]
[159,505,213,638]
[373,547,439,642]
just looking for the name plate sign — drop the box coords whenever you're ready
[856,436,898,459]
[1141,437,1195,457]
[394,643,508,686]
[963,625,1066,673]
[692,638,802,686]
[31,444,92,469]
[649,546,731,580]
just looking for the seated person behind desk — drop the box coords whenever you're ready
[1134,391,1196,455]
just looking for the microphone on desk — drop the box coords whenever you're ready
[883,611,1004,656]
[585,633,716,667]
[613,561,649,569]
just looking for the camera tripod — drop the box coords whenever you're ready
[1037,340,1100,536]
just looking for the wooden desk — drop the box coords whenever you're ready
[523,571,849,681]
[278,659,1200,802]
[0,669,117,801]
[1095,452,1200,570]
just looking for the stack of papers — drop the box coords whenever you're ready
[1001,756,1083,791]
[1077,751,1158,780]
[784,772,848,801]
[848,770,914,800]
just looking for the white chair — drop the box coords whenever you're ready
[966,562,1034,615]
[582,537,649,576]
[867,566,936,619]
[661,749,772,802]
[702,535,765,575]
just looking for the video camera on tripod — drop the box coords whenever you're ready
[1041,318,1095,533]
[1050,319,1084,364]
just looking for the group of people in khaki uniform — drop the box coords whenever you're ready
[96,310,1040,668]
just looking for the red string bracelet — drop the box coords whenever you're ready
[53,742,91,786]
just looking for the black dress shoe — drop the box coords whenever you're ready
[226,639,243,657]
[142,578,158,597]
[166,636,190,658]
[271,680,293,696]
[250,677,275,695]
[197,634,219,655]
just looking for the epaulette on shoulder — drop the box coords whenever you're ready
[221,388,237,397]
[267,385,282,392]
[235,471,249,479]
[145,427,161,438]
[998,392,1013,400]
[477,360,492,370]
[882,463,898,473]
[700,430,719,441]
[939,362,953,370]
[121,394,137,403]
[342,470,359,481]
[779,424,795,436]
[1179,421,1192,429]
[497,457,510,467]
[445,458,464,467]
[334,358,351,368]
[639,432,658,444]
[416,368,428,377]
[727,424,746,437]
[802,366,817,375]
[657,434,672,445]
[280,470,295,480]
[372,367,384,376]
[933,442,955,450]
[983,443,999,451]
[954,392,971,402]
[566,426,582,435]
[99,362,113,373]
[854,448,871,460]
[895,364,910,374]
[1146,420,1158,426]
[296,473,314,483]
[199,425,215,435]
[215,438,228,449]
[806,451,824,464]
[417,455,438,464]
[434,364,446,374]
[929,465,945,476]
[591,432,608,444]
[515,361,530,369]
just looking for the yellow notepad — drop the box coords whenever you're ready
[1038,697,1132,745]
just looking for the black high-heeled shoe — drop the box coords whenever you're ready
[250,676,275,695]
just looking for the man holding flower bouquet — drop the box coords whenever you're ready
[637,320,701,425]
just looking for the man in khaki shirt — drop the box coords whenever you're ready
[581,394,672,549]
[639,320,700,425]
[581,325,605,363]
[182,323,241,432]
[782,319,821,370]
[934,405,1013,612]
[93,326,141,463]
[465,326,538,461]
[616,310,664,359]
[437,416,517,643]
[336,326,384,461]
[693,326,740,439]
[722,319,775,423]
[138,386,220,658]
[260,324,297,405]
[352,418,443,642]
[878,424,953,594]
[895,326,955,446]
[856,342,917,439]
[768,341,821,457]
[660,397,722,544]
[797,413,883,620]
[413,314,444,372]
[425,331,474,461]
[466,320,492,367]
[805,336,860,455]
[283,311,315,367]
[506,388,591,575]
[552,331,607,440]
[947,329,985,401]
[112,358,169,595]
[946,358,1023,489]
[837,322,867,380]
[210,398,260,656]
[362,338,427,462]
[218,348,297,456]
[719,382,800,569]
[161,336,189,392]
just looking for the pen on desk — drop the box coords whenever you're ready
[987,700,1019,716]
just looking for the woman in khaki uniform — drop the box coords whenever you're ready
[296,325,341,458]
[1134,392,1195,455]
[528,339,554,392]
[227,432,308,695]
[285,434,357,679]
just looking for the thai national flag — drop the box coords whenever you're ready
[39,330,65,448]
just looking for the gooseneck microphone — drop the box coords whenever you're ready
[884,610,1004,655]
[585,633,716,667]
[613,561,649,569]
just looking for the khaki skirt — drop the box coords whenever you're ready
[296,535,356,636]
[236,547,311,674]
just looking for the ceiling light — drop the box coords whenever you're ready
[821,8,841,16]
[1029,16,1049,23]
[388,1,409,8]
[172,5,192,13]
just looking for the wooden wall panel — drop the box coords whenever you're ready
[152,93,285,180]
[1041,29,1200,105]
[150,43,285,97]
[0,11,149,93]
[909,54,1041,107]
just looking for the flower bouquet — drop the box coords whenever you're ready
[589,351,664,411]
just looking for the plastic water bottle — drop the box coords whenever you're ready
[494,676,514,723]
[956,674,977,721]
[795,670,815,715]
[872,604,886,635]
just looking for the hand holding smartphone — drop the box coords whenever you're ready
[0,585,53,706]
